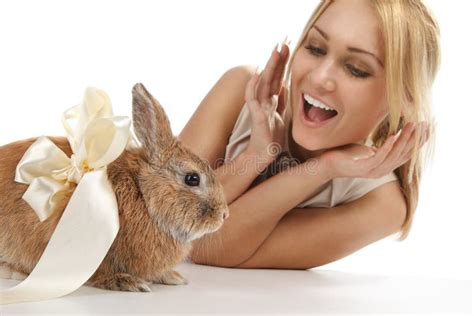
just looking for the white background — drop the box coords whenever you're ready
[0,1,472,281]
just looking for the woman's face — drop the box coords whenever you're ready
[290,0,387,155]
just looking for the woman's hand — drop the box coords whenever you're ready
[245,40,290,164]
[316,122,430,179]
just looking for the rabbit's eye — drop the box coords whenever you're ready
[184,172,200,186]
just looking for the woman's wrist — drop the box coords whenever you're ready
[302,157,336,183]
[242,147,277,173]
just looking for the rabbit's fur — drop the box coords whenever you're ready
[0,83,229,292]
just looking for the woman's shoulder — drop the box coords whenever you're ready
[337,172,399,204]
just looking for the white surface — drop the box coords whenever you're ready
[0,262,471,315]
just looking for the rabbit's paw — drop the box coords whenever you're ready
[0,262,27,280]
[90,273,151,292]
[153,270,188,285]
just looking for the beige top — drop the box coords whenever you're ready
[224,103,398,208]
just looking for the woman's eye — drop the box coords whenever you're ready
[304,44,371,79]
[304,45,326,56]
[346,64,371,78]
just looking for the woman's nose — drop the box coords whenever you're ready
[309,60,337,93]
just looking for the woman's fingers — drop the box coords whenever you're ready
[270,43,290,96]
[368,122,430,177]
[256,45,280,102]
[245,72,269,125]
[276,86,287,116]
[398,122,430,163]
[357,133,397,169]
[245,72,260,103]
[379,122,416,168]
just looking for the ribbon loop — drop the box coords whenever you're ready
[80,116,131,169]
[15,136,72,183]
[13,87,130,223]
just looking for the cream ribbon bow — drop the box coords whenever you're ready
[0,87,130,305]
[14,87,131,221]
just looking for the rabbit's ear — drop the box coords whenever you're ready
[132,83,174,160]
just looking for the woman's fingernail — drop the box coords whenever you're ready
[394,129,402,140]
[254,66,260,76]
[281,35,288,48]
[390,134,398,145]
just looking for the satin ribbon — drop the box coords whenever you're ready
[1,87,130,305]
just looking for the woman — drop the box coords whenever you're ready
[179,0,440,269]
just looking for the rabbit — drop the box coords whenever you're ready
[0,83,229,292]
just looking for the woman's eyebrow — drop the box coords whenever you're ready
[313,25,384,68]
[348,47,384,68]
[314,25,330,40]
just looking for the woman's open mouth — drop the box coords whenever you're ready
[301,93,338,127]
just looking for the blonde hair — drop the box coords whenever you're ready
[282,0,441,240]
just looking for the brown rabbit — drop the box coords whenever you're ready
[0,83,229,292]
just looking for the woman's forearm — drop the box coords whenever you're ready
[192,157,333,267]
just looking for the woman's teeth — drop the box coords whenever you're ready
[303,93,337,112]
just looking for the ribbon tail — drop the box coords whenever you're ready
[0,170,119,305]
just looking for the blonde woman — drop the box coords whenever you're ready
[179,0,440,269]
